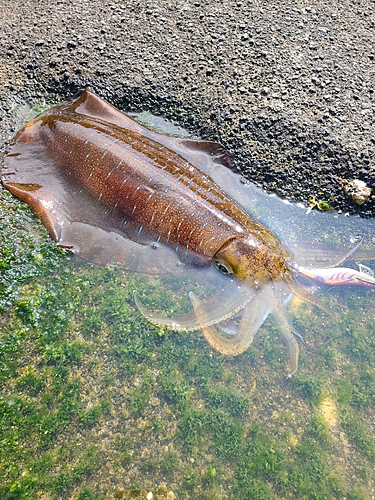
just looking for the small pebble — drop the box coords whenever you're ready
[344,179,372,205]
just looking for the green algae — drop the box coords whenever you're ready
[1,186,375,499]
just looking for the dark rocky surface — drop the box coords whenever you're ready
[1,0,374,215]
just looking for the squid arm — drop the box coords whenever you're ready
[269,288,300,378]
[134,284,255,332]
[191,284,302,378]
[288,278,334,316]
[189,290,269,355]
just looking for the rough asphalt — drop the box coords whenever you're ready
[1,0,374,216]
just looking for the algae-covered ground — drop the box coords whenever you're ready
[1,156,375,499]
[1,0,375,496]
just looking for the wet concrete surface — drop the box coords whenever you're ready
[0,0,374,215]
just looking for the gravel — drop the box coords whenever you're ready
[1,0,374,215]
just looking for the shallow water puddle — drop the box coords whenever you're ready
[1,95,375,499]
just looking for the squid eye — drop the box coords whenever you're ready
[213,259,233,276]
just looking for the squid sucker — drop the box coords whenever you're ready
[2,89,316,377]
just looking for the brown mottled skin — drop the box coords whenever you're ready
[215,236,292,284]
[3,90,292,285]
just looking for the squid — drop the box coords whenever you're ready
[2,90,374,378]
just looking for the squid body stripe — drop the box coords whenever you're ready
[171,182,199,209]
[186,225,198,245]
[99,139,116,159]
[178,204,215,239]
[175,198,185,208]
[133,183,143,194]
[105,144,135,180]
[119,163,142,189]
[179,206,199,229]
[197,230,226,251]
[146,191,155,202]
[106,159,123,179]
[83,130,98,146]
[149,211,156,226]
[160,200,174,217]
[196,209,214,223]
[129,183,146,214]
[185,200,198,211]
[175,217,185,232]
[149,182,172,215]
[158,196,203,244]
